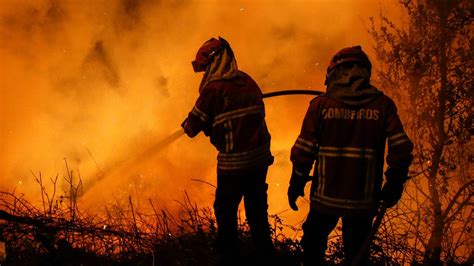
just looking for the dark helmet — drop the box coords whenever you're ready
[326,45,372,73]
[191,37,234,73]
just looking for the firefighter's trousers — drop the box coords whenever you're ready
[302,209,373,266]
[214,166,274,261]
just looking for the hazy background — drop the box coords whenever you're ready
[0,0,403,224]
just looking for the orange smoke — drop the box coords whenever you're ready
[0,1,402,224]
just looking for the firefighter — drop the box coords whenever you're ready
[182,37,275,265]
[288,45,413,265]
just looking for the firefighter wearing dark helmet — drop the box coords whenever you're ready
[288,46,413,265]
[182,37,275,265]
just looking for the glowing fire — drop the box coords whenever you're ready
[0,1,403,225]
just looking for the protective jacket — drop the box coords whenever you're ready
[290,91,413,215]
[183,71,273,172]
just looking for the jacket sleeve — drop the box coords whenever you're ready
[290,100,319,177]
[385,100,413,174]
[182,86,215,138]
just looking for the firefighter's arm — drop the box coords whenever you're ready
[382,101,414,207]
[288,102,319,210]
[385,101,413,179]
[182,86,214,138]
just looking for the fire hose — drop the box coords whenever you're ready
[165,90,323,143]
[173,89,324,142]
[82,90,324,194]
[170,89,324,141]
[262,89,323,99]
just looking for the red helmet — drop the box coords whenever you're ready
[192,37,234,73]
[326,45,372,74]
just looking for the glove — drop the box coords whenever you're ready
[288,185,304,211]
[380,181,404,208]
[288,168,310,211]
[381,168,409,208]
[384,167,410,183]
[181,118,193,137]
[181,118,210,137]
[181,118,188,130]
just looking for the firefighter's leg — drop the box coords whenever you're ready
[302,209,339,266]
[214,172,244,265]
[242,167,275,258]
[341,215,373,266]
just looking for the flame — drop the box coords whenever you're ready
[0,1,403,225]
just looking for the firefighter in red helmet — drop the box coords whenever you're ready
[288,45,413,265]
[182,37,275,265]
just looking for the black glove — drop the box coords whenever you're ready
[288,185,304,211]
[381,168,409,208]
[384,167,410,183]
[288,169,310,211]
[380,181,404,208]
[181,118,193,137]
[181,118,210,136]
[181,118,188,129]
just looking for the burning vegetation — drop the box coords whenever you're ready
[0,168,432,265]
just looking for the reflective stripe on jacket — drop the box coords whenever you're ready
[290,94,413,215]
[184,71,273,172]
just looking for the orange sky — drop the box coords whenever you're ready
[0,0,404,225]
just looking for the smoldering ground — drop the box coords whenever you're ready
[0,0,403,222]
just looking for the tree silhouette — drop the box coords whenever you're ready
[369,0,473,265]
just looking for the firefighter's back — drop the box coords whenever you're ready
[208,71,273,172]
[309,94,395,214]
